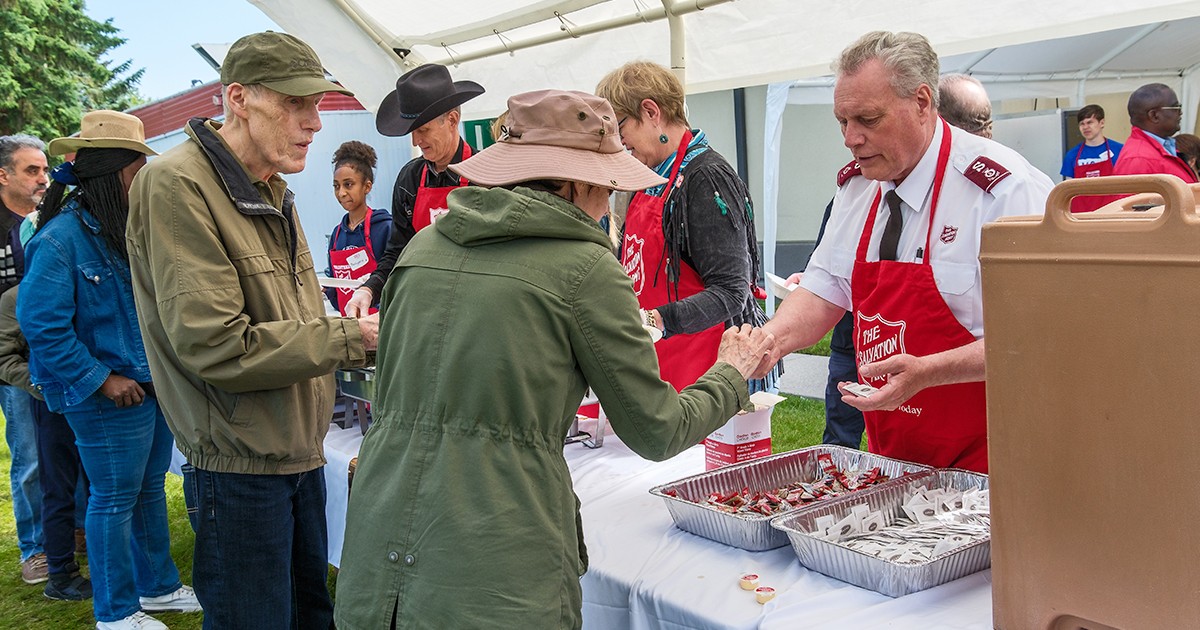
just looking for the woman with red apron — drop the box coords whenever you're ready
[326,141,393,315]
[599,61,777,393]
[622,132,726,391]
[851,120,988,473]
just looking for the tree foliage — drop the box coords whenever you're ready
[0,0,145,140]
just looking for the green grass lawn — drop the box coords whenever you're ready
[0,430,202,630]
[0,392,833,627]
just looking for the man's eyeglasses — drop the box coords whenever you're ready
[1156,105,1184,112]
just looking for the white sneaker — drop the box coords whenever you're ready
[96,611,167,630]
[139,584,202,613]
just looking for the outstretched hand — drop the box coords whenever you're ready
[344,287,374,318]
[716,324,776,381]
[357,312,380,351]
[838,353,930,411]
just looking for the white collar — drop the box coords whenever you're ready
[886,120,943,214]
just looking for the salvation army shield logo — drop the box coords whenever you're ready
[622,233,646,295]
[939,225,959,244]
[855,312,907,386]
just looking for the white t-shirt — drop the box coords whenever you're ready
[801,122,1054,339]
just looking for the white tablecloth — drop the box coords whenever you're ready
[317,423,992,629]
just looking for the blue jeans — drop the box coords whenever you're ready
[32,398,88,575]
[2,384,43,561]
[65,393,181,622]
[823,348,866,449]
[192,468,334,630]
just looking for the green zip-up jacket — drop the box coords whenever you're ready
[334,186,751,629]
[126,119,367,475]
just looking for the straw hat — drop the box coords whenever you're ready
[47,110,158,157]
[449,90,667,192]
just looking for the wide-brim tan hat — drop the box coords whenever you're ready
[48,110,158,157]
[450,90,666,193]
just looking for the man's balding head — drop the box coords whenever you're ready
[1128,83,1182,138]
[938,74,992,138]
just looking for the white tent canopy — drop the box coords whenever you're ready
[782,14,1200,125]
[248,0,1200,297]
[250,0,1200,118]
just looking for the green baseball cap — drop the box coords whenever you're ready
[221,31,353,97]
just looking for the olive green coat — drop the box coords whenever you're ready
[334,187,751,629]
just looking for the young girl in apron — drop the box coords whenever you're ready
[326,141,393,315]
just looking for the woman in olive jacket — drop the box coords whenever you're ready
[334,90,775,629]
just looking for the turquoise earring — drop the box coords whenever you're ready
[659,132,669,144]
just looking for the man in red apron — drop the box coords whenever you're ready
[759,31,1053,473]
[1060,105,1123,213]
[344,64,484,317]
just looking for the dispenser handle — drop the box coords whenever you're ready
[1044,175,1195,231]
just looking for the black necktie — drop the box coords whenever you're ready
[879,190,903,261]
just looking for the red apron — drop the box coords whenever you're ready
[621,132,723,392]
[850,120,989,473]
[1070,139,1115,213]
[412,143,472,232]
[330,213,379,316]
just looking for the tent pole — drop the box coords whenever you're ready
[421,0,732,68]
[664,1,686,85]
[327,0,409,66]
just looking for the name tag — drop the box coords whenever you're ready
[429,207,450,223]
[347,249,369,271]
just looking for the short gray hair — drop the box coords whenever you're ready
[0,135,46,171]
[938,74,992,136]
[835,31,940,110]
[222,82,269,119]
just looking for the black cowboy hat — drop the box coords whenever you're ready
[376,64,485,137]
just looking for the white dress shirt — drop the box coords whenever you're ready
[801,122,1054,338]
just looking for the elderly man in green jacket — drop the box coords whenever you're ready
[126,32,377,628]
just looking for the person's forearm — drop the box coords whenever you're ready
[920,338,986,386]
[364,216,412,296]
[657,280,745,334]
[763,288,846,355]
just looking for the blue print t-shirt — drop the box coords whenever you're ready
[1060,140,1123,178]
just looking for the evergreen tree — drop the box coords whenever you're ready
[0,0,145,139]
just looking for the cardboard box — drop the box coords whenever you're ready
[704,391,786,470]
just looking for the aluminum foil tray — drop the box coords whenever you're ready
[770,469,989,597]
[648,446,933,551]
[336,367,376,403]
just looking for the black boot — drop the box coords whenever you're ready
[43,564,92,601]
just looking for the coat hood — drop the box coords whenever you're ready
[436,186,613,250]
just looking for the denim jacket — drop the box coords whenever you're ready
[16,200,152,413]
